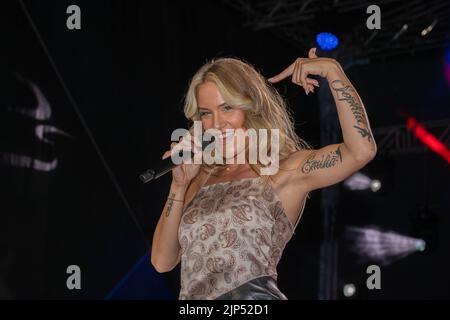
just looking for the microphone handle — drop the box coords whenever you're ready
[140,135,214,184]
[139,150,195,183]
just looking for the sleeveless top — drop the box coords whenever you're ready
[177,174,308,300]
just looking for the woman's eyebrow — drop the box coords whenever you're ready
[198,102,227,110]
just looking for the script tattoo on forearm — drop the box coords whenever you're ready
[165,193,176,217]
[353,125,372,141]
[330,80,373,142]
[301,145,343,174]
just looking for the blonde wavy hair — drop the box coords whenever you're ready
[183,57,311,185]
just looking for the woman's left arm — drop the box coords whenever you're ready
[269,48,377,192]
[326,61,377,157]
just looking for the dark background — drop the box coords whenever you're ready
[1,0,449,299]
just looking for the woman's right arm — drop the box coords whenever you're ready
[151,181,189,273]
[151,137,201,273]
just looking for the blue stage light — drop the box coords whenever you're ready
[315,32,339,51]
[445,48,450,64]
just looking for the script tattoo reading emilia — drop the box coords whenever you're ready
[301,145,343,174]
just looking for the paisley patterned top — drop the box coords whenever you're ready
[178,175,308,300]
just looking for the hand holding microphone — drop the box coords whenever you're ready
[139,133,214,185]
[162,135,202,187]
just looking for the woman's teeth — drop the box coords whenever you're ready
[219,131,234,139]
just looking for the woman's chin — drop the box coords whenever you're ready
[222,149,246,163]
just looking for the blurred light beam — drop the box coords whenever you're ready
[407,117,450,164]
[346,226,425,266]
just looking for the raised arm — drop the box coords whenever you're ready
[269,48,377,192]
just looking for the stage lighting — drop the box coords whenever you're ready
[343,283,356,297]
[369,179,381,192]
[409,205,439,254]
[315,32,339,51]
[416,239,426,252]
[406,117,450,164]
[392,24,408,41]
[421,19,438,36]
[444,51,450,87]
[343,172,381,192]
[346,226,427,266]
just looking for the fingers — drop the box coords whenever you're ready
[299,63,314,94]
[308,47,318,59]
[161,133,202,161]
[292,59,318,95]
[269,48,320,95]
[267,61,295,83]
[180,134,202,154]
[293,60,301,85]
[300,48,319,94]
[307,78,319,87]
[162,142,177,160]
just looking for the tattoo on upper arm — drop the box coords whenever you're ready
[165,193,176,217]
[330,80,373,143]
[301,145,343,174]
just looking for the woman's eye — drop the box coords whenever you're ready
[223,105,233,111]
[199,111,210,117]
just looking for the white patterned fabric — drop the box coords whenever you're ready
[178,176,307,300]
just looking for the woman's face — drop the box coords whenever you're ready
[197,81,247,161]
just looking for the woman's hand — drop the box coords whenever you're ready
[268,47,341,95]
[161,134,202,188]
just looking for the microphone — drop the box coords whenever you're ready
[139,135,215,183]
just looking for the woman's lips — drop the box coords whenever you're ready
[217,130,235,141]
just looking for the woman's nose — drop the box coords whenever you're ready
[213,112,225,129]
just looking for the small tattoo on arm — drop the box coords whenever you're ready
[165,193,176,217]
[335,145,343,162]
[301,146,343,174]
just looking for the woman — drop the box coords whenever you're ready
[151,48,377,300]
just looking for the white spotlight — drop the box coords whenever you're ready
[344,172,381,192]
[343,284,356,297]
[393,24,408,41]
[344,172,371,190]
[416,239,426,252]
[370,179,382,192]
[421,19,438,36]
[346,226,426,266]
